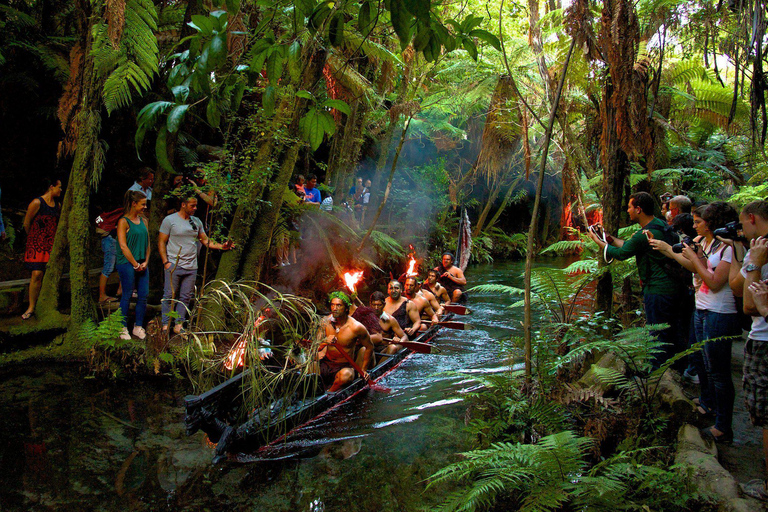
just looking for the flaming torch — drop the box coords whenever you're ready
[405,245,418,277]
[343,270,364,294]
[224,315,266,370]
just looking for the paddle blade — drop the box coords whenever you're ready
[399,340,435,354]
[426,320,472,330]
[443,304,471,315]
[367,381,391,392]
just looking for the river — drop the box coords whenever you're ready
[0,261,530,511]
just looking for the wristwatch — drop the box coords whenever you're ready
[744,263,761,273]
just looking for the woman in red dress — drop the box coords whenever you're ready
[22,178,62,319]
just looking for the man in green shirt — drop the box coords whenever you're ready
[588,191,684,368]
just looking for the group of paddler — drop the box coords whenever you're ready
[308,251,468,393]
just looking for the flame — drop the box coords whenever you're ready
[405,256,418,277]
[224,315,266,370]
[343,270,364,293]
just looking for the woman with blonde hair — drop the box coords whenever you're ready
[116,190,150,340]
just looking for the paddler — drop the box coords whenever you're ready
[384,280,421,337]
[435,252,466,303]
[403,277,440,329]
[350,294,401,357]
[422,268,451,305]
[315,292,374,392]
[369,291,406,353]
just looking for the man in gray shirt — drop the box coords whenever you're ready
[158,194,232,334]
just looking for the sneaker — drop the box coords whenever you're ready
[683,368,700,384]
[132,326,146,340]
[119,327,131,341]
[741,479,768,501]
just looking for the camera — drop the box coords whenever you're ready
[713,221,746,242]
[588,223,604,239]
[672,236,698,254]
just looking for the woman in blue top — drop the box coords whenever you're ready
[116,190,150,341]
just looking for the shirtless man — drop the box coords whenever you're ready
[422,268,451,305]
[435,252,467,302]
[316,292,374,392]
[369,291,406,354]
[403,277,440,329]
[383,280,421,337]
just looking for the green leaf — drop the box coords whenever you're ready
[266,51,284,84]
[288,40,301,81]
[460,14,483,33]
[296,90,315,100]
[358,1,373,34]
[320,111,336,137]
[308,2,332,33]
[209,33,227,68]
[323,99,351,115]
[171,85,189,103]
[206,99,221,128]
[404,0,430,23]
[389,0,412,49]
[166,104,190,133]
[225,0,241,12]
[263,85,276,117]
[232,80,246,111]
[155,126,174,173]
[300,108,325,151]
[158,352,174,364]
[190,15,213,35]
[413,23,431,51]
[425,32,440,61]
[462,36,477,60]
[469,29,501,51]
[328,12,345,46]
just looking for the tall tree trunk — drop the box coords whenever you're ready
[486,175,525,231]
[36,179,73,321]
[474,179,502,235]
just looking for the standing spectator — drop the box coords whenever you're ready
[158,194,233,334]
[128,167,154,203]
[349,177,363,200]
[669,195,692,219]
[115,191,150,340]
[95,205,125,304]
[22,177,62,320]
[294,175,306,199]
[588,191,685,368]
[303,175,321,205]
[725,200,768,500]
[0,185,5,241]
[651,202,741,443]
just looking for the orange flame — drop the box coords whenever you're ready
[224,315,266,370]
[343,270,364,293]
[405,256,418,277]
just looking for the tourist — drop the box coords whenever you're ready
[115,191,150,340]
[422,268,451,304]
[158,194,234,334]
[128,167,154,202]
[435,252,467,303]
[304,175,321,205]
[361,179,372,223]
[383,280,421,337]
[315,292,374,392]
[651,202,741,443]
[21,177,62,320]
[660,192,673,222]
[403,276,440,326]
[725,200,768,500]
[588,191,685,368]
[669,195,692,220]
[294,174,306,199]
[95,204,125,305]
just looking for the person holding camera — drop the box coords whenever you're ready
[588,192,685,368]
[721,200,768,500]
[650,202,741,444]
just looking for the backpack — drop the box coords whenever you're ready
[95,207,124,236]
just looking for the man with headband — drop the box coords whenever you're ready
[315,291,374,392]
[435,252,466,302]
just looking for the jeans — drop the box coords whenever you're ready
[694,309,740,434]
[116,263,148,328]
[644,292,686,369]
[101,236,117,277]
[161,265,196,325]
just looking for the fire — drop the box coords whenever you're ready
[224,315,266,370]
[405,256,418,276]
[343,270,364,293]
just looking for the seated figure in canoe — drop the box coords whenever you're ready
[403,276,440,331]
[313,291,374,392]
[422,268,451,305]
[384,280,421,337]
[367,291,406,354]
[435,252,466,303]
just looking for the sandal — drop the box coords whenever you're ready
[98,297,117,305]
[701,426,733,445]
[21,311,34,320]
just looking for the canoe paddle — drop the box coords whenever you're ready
[442,304,471,315]
[324,340,390,392]
[382,338,436,354]
[422,319,473,330]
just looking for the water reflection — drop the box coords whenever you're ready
[0,260,534,511]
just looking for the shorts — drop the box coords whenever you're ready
[743,338,768,427]
[319,358,353,384]
[101,235,117,277]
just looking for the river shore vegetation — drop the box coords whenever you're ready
[1,0,767,509]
